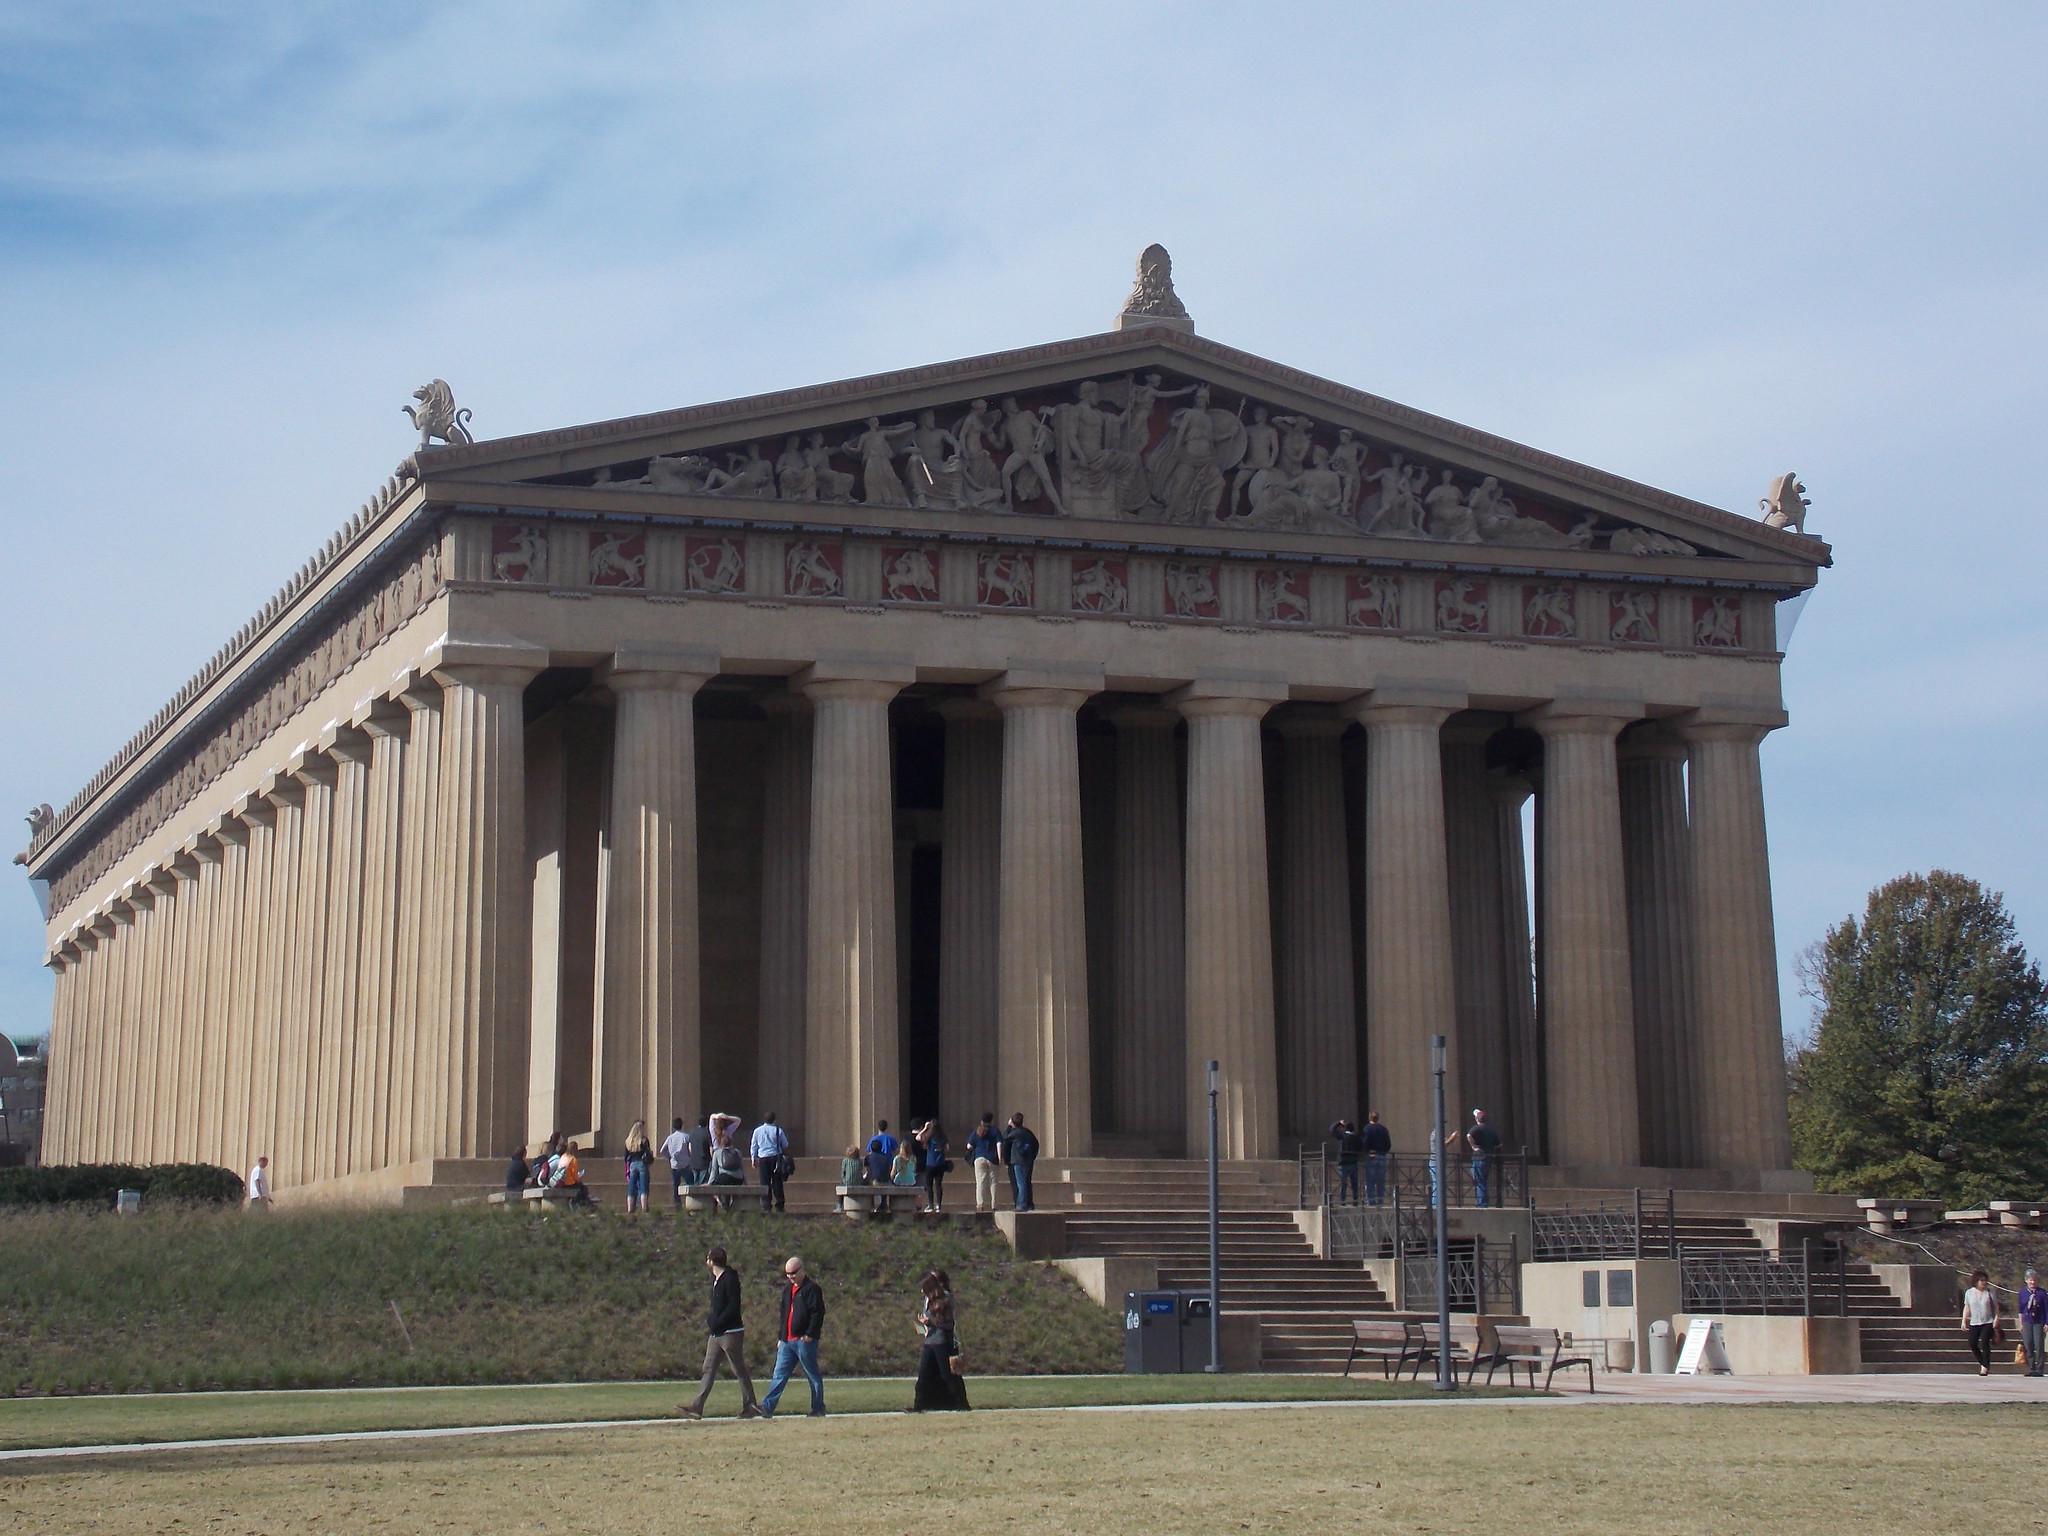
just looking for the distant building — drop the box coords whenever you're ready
[0,1036,45,1166]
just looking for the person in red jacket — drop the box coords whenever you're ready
[759,1255,828,1418]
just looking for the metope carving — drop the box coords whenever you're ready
[880,546,940,603]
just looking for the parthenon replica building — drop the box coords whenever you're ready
[21,250,1828,1198]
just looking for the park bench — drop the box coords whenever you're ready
[835,1183,925,1217]
[1342,1319,1420,1379]
[1990,1200,2044,1230]
[1408,1319,1485,1382]
[683,1180,751,1212]
[1483,1325,1596,1392]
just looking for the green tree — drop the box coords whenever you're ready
[1788,870,2048,1204]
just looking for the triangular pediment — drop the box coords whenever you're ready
[416,328,1828,575]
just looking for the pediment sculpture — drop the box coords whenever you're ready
[540,370,1723,560]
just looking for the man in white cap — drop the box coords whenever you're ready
[1466,1109,1502,1208]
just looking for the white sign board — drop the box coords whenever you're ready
[1675,1317,1732,1375]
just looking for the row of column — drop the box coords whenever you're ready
[42,642,542,1188]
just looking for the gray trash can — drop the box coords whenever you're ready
[1647,1319,1676,1374]
[115,1188,141,1216]
[1180,1293,1214,1373]
[1124,1291,1185,1373]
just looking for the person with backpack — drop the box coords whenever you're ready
[707,1112,745,1211]
[964,1113,1001,1213]
[750,1111,792,1213]
[916,1119,952,1214]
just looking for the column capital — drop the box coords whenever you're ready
[1674,707,1786,745]
[207,811,251,848]
[286,746,339,790]
[258,769,306,809]
[320,722,376,766]
[1171,675,1287,721]
[352,692,412,740]
[1617,727,1690,765]
[1346,684,1467,729]
[603,645,719,693]
[1520,699,1639,738]
[981,663,1104,712]
[426,633,548,692]
[797,663,911,706]
[232,791,277,829]
[146,864,180,895]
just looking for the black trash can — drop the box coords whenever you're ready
[1124,1290,1186,1373]
[1180,1293,1214,1373]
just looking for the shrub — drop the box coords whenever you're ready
[0,1162,244,1208]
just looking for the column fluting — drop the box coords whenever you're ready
[1273,715,1357,1143]
[936,700,1001,1128]
[757,694,814,1145]
[1108,707,1185,1149]
[1619,730,1701,1168]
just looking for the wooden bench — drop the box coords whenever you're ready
[683,1180,751,1212]
[1343,1319,1420,1379]
[835,1183,925,1217]
[1484,1325,1596,1392]
[1409,1319,1485,1382]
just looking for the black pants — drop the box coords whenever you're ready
[924,1164,945,1209]
[760,1164,786,1211]
[1968,1323,1996,1370]
[913,1337,969,1411]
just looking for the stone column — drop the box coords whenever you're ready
[44,945,79,1163]
[430,641,546,1159]
[395,678,444,1166]
[319,727,374,1179]
[801,662,911,1157]
[151,864,192,1159]
[986,669,1101,1157]
[757,694,813,1146]
[1492,774,1542,1158]
[91,913,125,1157]
[1529,706,1642,1170]
[1443,726,1514,1142]
[353,701,408,1172]
[237,795,282,1177]
[598,649,712,1150]
[173,843,217,1164]
[1272,715,1357,1143]
[203,816,250,1171]
[1350,691,1462,1151]
[1619,730,1701,1168]
[116,883,160,1164]
[1108,707,1185,1149]
[1681,713,1793,1172]
[285,751,336,1186]
[1176,679,1286,1159]
[936,700,1000,1126]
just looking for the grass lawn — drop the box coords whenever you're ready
[0,1373,1492,1451]
[1,1404,2036,1534]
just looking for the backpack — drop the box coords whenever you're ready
[712,1144,743,1182]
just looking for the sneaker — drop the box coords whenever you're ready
[1980,1366,1990,1377]
[807,1408,828,1418]
[676,1405,703,1420]
[739,1405,763,1420]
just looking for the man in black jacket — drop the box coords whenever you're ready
[678,1246,761,1420]
[759,1255,827,1418]
[1000,1113,1040,1213]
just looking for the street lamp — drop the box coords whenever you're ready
[1205,1059,1221,1373]
[1431,1034,1456,1392]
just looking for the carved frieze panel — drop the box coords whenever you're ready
[1435,578,1487,634]
[879,545,941,604]
[1693,594,1741,648]
[1345,572,1401,630]
[1522,584,1576,639]
[1163,561,1221,619]
[685,535,746,595]
[1071,558,1129,614]
[1609,590,1658,645]
[783,540,844,599]
[587,531,646,588]
[490,524,548,583]
[1255,567,1310,625]
[529,367,1729,561]
[977,551,1034,609]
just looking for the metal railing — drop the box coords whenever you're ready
[1678,1241,1847,1316]
[1327,1192,1432,1262]
[1532,1189,1678,1261]
[1296,1142,1530,1211]
[1399,1235,1523,1313]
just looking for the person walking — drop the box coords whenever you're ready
[622,1119,655,1214]
[917,1119,951,1214]
[1328,1117,1364,1205]
[965,1113,1001,1213]
[678,1246,762,1420]
[1465,1108,1502,1209]
[2016,1269,2047,1378]
[910,1269,970,1411]
[659,1116,690,1207]
[246,1155,272,1210]
[1361,1112,1391,1206]
[1962,1269,2001,1377]
[760,1255,827,1418]
[1000,1113,1039,1213]
[751,1112,791,1213]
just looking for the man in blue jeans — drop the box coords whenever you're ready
[1466,1108,1502,1208]
[1361,1111,1392,1206]
[759,1255,827,1418]
[1000,1112,1040,1212]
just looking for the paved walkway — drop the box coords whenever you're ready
[0,1375,2036,1464]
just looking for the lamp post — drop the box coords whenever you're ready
[1205,1059,1222,1372]
[1431,1033,1456,1392]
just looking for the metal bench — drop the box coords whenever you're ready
[1484,1324,1596,1392]
[1343,1319,1421,1379]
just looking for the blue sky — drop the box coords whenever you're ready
[3,3,2043,1049]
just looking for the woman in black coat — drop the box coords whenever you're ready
[910,1269,969,1411]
